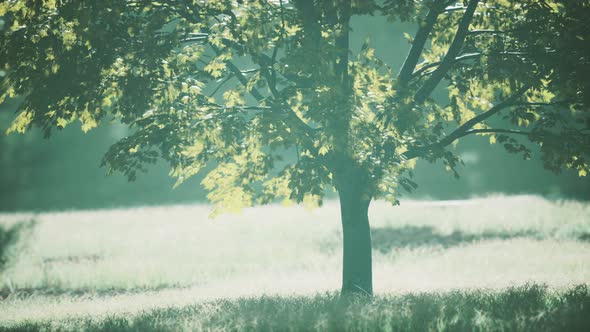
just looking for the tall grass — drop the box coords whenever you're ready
[3,285,590,331]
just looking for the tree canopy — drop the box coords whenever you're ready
[1,0,589,215]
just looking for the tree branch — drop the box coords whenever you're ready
[414,0,479,104]
[403,84,531,159]
[397,0,447,84]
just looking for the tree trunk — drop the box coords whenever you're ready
[338,177,373,296]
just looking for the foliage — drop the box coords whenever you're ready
[1,0,589,213]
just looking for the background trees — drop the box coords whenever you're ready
[1,0,588,294]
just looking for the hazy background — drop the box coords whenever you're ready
[1,17,588,212]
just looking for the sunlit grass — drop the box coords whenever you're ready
[0,195,589,330]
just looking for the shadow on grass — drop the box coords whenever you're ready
[578,232,590,242]
[321,225,538,254]
[0,284,192,300]
[371,226,538,253]
[0,220,35,271]
[4,284,589,331]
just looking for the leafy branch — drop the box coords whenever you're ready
[404,84,532,159]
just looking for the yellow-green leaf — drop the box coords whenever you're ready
[57,117,68,128]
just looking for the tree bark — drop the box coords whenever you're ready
[337,169,373,296]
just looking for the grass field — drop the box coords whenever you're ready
[0,195,589,331]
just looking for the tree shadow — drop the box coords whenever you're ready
[370,225,538,253]
[42,254,102,264]
[0,219,35,271]
[578,232,590,242]
[0,283,189,300]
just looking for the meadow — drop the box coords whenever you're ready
[0,195,589,331]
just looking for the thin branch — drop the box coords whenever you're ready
[208,75,234,98]
[265,45,280,94]
[444,4,468,13]
[198,97,267,110]
[468,29,507,36]
[412,52,482,78]
[180,36,208,43]
[412,62,440,78]
[458,128,531,138]
[240,68,259,74]
[234,105,271,110]
[206,105,272,111]
[397,0,447,83]
[414,0,480,104]
[259,61,280,97]
[512,100,573,107]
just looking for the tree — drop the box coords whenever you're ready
[1,0,589,295]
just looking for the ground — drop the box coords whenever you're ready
[0,195,589,331]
